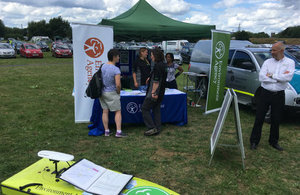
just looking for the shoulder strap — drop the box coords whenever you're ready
[98,63,104,72]
[96,63,104,77]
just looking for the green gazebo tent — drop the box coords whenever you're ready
[100,0,215,42]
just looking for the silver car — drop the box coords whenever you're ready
[189,40,300,109]
[0,43,16,58]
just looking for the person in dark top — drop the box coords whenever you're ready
[132,47,151,89]
[142,48,167,136]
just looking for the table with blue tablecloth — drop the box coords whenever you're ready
[88,89,187,135]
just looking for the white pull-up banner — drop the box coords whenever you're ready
[72,23,113,123]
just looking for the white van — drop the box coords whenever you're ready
[30,36,52,43]
[161,40,189,52]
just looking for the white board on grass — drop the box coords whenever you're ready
[210,89,233,154]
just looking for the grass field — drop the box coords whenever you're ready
[0,53,299,194]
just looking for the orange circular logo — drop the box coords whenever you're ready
[84,37,104,58]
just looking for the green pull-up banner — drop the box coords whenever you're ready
[205,30,231,114]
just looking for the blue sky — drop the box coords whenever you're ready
[0,0,300,34]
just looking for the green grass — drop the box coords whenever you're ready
[0,58,299,194]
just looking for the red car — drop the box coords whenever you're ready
[20,43,43,58]
[52,44,72,58]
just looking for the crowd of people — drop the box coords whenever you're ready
[98,43,295,152]
[99,47,183,137]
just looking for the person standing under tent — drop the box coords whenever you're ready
[142,48,167,136]
[132,47,151,90]
[165,53,183,89]
[100,49,127,138]
[250,42,295,151]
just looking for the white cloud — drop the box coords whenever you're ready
[213,0,242,9]
[281,0,300,10]
[0,1,111,27]
[0,0,106,10]
[183,12,211,24]
[0,0,299,34]
[215,1,300,33]
[146,0,190,15]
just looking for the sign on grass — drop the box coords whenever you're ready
[210,89,233,154]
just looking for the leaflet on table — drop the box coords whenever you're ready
[165,88,185,95]
[60,159,133,195]
[121,90,145,96]
[120,89,184,96]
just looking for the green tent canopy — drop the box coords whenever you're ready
[100,0,215,42]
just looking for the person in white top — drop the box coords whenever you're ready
[250,42,295,151]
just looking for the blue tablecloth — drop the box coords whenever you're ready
[88,89,187,135]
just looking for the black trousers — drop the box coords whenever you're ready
[250,87,285,145]
[141,98,162,130]
[166,80,178,89]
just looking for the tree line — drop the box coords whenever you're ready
[0,16,71,40]
[1,16,300,41]
[232,26,300,40]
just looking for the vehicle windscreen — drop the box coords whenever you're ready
[253,51,300,68]
[26,45,38,49]
[252,52,272,67]
[167,42,176,45]
[40,42,47,46]
[0,44,12,49]
[190,40,211,63]
[57,45,69,50]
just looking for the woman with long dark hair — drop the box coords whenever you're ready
[165,53,183,89]
[142,48,167,136]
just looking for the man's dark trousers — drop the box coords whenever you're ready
[142,98,162,130]
[250,87,285,145]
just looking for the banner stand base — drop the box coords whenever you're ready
[209,143,245,170]
[209,88,245,170]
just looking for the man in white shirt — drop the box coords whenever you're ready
[250,42,295,151]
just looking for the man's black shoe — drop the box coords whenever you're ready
[250,143,257,150]
[271,143,283,151]
[144,128,160,136]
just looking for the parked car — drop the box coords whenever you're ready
[36,41,50,52]
[286,45,300,61]
[20,43,43,58]
[0,43,16,58]
[14,41,23,54]
[52,44,72,58]
[65,43,73,53]
[51,41,63,51]
[188,40,300,110]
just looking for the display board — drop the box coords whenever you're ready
[209,88,245,169]
[210,89,233,154]
[116,49,136,76]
